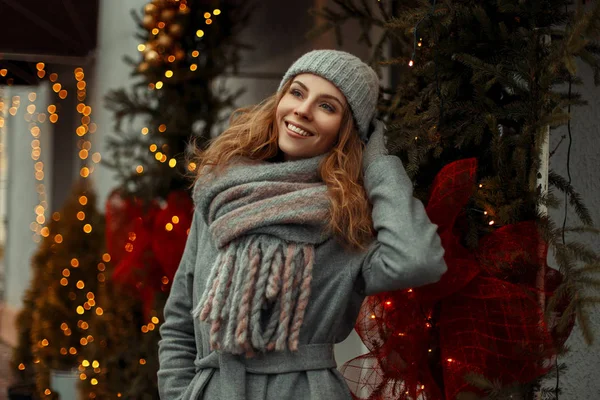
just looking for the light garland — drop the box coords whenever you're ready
[137,1,222,175]
[1,61,105,397]
[0,87,7,248]
[3,2,229,393]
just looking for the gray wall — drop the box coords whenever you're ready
[548,61,600,397]
[88,0,149,207]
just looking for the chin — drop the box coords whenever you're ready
[278,137,303,161]
[279,147,307,161]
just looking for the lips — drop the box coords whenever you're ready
[285,121,314,137]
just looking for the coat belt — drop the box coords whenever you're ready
[192,343,337,399]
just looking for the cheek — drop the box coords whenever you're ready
[275,98,292,118]
[325,118,343,140]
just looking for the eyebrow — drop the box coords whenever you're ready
[291,80,345,109]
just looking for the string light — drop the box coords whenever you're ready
[21,91,49,243]
[37,63,46,79]
[7,1,222,388]
[3,67,103,354]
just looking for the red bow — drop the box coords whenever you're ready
[342,158,574,400]
[105,189,194,317]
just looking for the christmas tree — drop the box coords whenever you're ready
[311,1,600,399]
[103,0,251,200]
[93,0,253,397]
[10,180,108,400]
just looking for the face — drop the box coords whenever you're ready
[275,73,347,161]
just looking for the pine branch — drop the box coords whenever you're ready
[548,170,594,226]
[575,297,595,345]
[556,242,600,265]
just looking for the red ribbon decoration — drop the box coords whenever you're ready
[152,191,195,280]
[105,189,194,317]
[342,158,574,400]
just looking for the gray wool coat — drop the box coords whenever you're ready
[158,155,447,400]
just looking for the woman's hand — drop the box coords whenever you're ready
[362,119,388,173]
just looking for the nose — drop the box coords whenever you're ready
[294,101,312,121]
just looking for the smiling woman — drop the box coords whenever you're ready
[158,50,447,400]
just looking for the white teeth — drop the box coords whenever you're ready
[287,123,311,136]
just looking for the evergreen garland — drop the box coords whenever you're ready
[311,1,600,398]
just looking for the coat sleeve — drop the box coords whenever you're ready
[158,210,204,399]
[357,155,447,295]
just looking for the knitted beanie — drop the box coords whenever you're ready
[278,50,380,142]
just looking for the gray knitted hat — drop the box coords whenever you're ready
[278,50,379,142]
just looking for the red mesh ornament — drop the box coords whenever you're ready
[414,158,480,304]
[151,190,194,281]
[343,158,575,400]
[106,190,162,315]
[341,291,441,400]
[439,275,553,399]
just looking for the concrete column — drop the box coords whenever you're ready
[87,0,149,208]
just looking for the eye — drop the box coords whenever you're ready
[320,103,335,113]
[290,88,302,98]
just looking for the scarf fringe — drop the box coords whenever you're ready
[193,237,315,354]
[192,156,329,355]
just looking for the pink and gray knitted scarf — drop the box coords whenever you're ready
[192,155,331,355]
